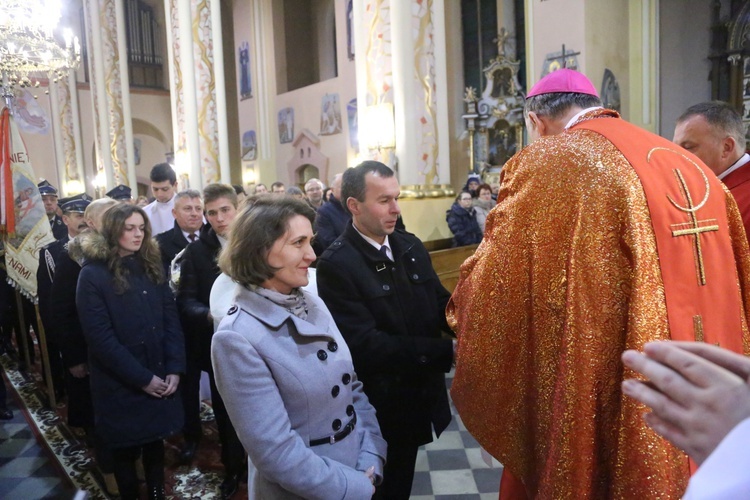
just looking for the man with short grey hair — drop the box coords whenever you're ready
[304,177,325,209]
[155,189,203,274]
[674,101,750,240]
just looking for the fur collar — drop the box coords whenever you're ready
[69,230,109,263]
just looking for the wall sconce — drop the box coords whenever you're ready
[242,164,256,185]
[92,171,106,198]
[362,103,396,151]
[173,150,190,189]
[63,179,84,196]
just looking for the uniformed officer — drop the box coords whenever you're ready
[105,184,134,203]
[37,193,92,400]
[38,180,67,240]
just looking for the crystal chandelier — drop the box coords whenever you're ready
[0,0,81,91]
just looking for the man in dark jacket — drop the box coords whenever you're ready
[37,193,92,401]
[176,183,244,498]
[316,161,455,500]
[155,189,203,275]
[313,173,349,255]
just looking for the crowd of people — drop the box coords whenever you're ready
[1,67,750,500]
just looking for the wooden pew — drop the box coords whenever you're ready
[426,239,479,293]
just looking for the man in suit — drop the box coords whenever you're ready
[176,183,244,497]
[313,173,348,255]
[674,102,750,241]
[155,189,203,275]
[155,189,203,461]
[316,161,455,499]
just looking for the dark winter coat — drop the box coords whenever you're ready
[50,236,91,428]
[316,222,454,446]
[313,195,350,255]
[37,234,69,334]
[446,203,483,247]
[76,233,185,448]
[176,224,221,371]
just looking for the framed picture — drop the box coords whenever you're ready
[242,130,257,161]
[278,108,294,144]
[239,41,252,100]
[346,98,358,152]
[320,94,342,136]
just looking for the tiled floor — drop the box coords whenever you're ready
[0,381,77,499]
[0,365,503,499]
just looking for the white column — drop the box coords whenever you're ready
[47,79,67,192]
[390,0,417,184]
[85,0,115,189]
[431,0,450,185]
[176,0,202,186]
[252,0,277,183]
[115,0,137,189]
[210,0,231,183]
[68,69,86,188]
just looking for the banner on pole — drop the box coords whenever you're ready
[0,107,55,299]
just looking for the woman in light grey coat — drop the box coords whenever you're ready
[211,197,386,500]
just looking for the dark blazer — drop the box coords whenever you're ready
[313,195,350,256]
[36,235,69,331]
[77,252,185,448]
[176,224,221,371]
[155,221,193,275]
[446,203,483,247]
[50,214,67,240]
[50,246,87,367]
[316,222,454,446]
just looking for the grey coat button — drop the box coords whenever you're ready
[317,350,328,361]
[418,355,428,364]
[342,373,351,385]
[346,404,354,416]
[227,305,238,315]
[412,274,419,279]
[332,419,342,431]
[327,341,338,352]
[331,385,340,398]
[382,284,390,291]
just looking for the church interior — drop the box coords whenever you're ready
[2,0,750,498]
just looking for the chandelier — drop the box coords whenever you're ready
[0,0,81,91]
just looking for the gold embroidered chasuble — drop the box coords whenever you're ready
[447,109,750,499]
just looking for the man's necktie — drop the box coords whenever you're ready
[379,245,389,259]
[188,233,196,242]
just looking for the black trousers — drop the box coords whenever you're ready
[180,358,202,443]
[112,440,164,500]
[373,441,419,500]
[208,369,246,477]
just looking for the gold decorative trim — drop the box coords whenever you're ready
[693,315,704,342]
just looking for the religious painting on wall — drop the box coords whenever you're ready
[239,41,252,100]
[601,69,621,113]
[346,98,358,152]
[540,47,580,77]
[320,94,342,136]
[744,57,750,128]
[242,130,257,160]
[278,108,294,144]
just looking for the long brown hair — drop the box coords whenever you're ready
[100,204,164,293]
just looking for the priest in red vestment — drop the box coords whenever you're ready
[674,101,750,243]
[447,69,750,500]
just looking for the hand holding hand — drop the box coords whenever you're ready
[621,341,750,465]
[142,375,168,398]
[163,374,180,397]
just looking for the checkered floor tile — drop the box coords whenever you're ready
[0,365,503,499]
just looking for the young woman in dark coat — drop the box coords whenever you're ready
[76,204,185,500]
[446,191,483,247]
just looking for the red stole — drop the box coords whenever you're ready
[574,118,744,353]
